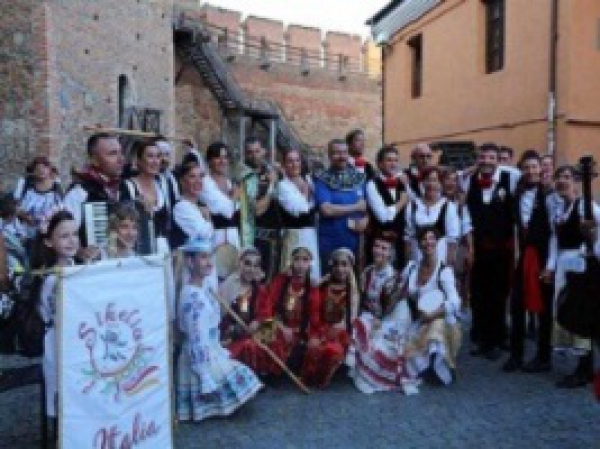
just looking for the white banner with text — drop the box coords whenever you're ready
[58,257,173,449]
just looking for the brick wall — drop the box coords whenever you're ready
[1,0,380,190]
[174,52,382,158]
[234,58,381,155]
[46,0,176,178]
[243,16,285,61]
[324,32,362,71]
[285,25,322,67]
[174,57,223,154]
[200,4,241,35]
[0,1,49,189]
[175,5,381,159]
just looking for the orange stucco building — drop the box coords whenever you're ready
[368,0,600,165]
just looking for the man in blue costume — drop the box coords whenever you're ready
[315,138,368,273]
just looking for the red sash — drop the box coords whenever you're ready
[522,246,543,313]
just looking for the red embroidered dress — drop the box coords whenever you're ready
[301,281,352,388]
[263,273,321,377]
[219,280,285,376]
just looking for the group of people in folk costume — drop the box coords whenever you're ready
[1,129,599,425]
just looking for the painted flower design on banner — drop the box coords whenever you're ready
[78,302,159,402]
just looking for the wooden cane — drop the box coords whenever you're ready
[208,289,311,394]
[82,125,190,143]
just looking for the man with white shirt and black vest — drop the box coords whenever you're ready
[465,143,520,360]
[503,150,554,374]
[366,145,410,269]
[63,133,125,261]
[404,143,435,198]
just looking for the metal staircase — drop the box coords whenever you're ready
[173,16,311,157]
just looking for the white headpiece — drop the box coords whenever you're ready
[156,140,173,155]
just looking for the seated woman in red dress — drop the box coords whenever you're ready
[219,247,286,376]
[302,248,360,388]
[263,246,321,380]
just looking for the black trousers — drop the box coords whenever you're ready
[509,255,554,362]
[471,246,513,349]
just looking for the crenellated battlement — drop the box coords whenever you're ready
[177,3,381,77]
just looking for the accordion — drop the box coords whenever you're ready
[82,201,157,255]
[83,202,110,247]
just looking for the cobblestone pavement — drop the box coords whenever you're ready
[1,342,598,449]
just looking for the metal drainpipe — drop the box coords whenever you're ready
[381,45,386,146]
[548,0,559,158]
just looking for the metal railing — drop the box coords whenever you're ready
[173,14,323,159]
[203,21,380,78]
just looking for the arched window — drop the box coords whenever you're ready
[118,75,130,127]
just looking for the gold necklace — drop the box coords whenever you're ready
[285,283,305,312]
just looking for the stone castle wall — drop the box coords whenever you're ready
[0,1,381,189]
[174,4,382,157]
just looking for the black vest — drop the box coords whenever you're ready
[119,179,170,238]
[279,207,316,229]
[255,166,281,229]
[370,177,407,234]
[75,178,113,203]
[515,186,551,260]
[556,199,584,250]
[211,210,241,230]
[466,170,515,246]
[411,200,449,238]
[404,168,422,198]
[361,162,376,181]
[69,179,117,247]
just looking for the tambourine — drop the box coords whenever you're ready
[214,243,239,280]
[417,290,445,314]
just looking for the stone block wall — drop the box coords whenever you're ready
[47,0,175,177]
[0,1,50,188]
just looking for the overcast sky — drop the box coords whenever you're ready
[200,0,390,37]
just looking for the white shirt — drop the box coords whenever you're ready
[519,187,538,227]
[454,202,473,237]
[545,196,600,270]
[365,177,406,223]
[173,199,214,240]
[405,197,460,242]
[276,177,314,217]
[62,184,88,228]
[403,260,461,324]
[199,175,238,220]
